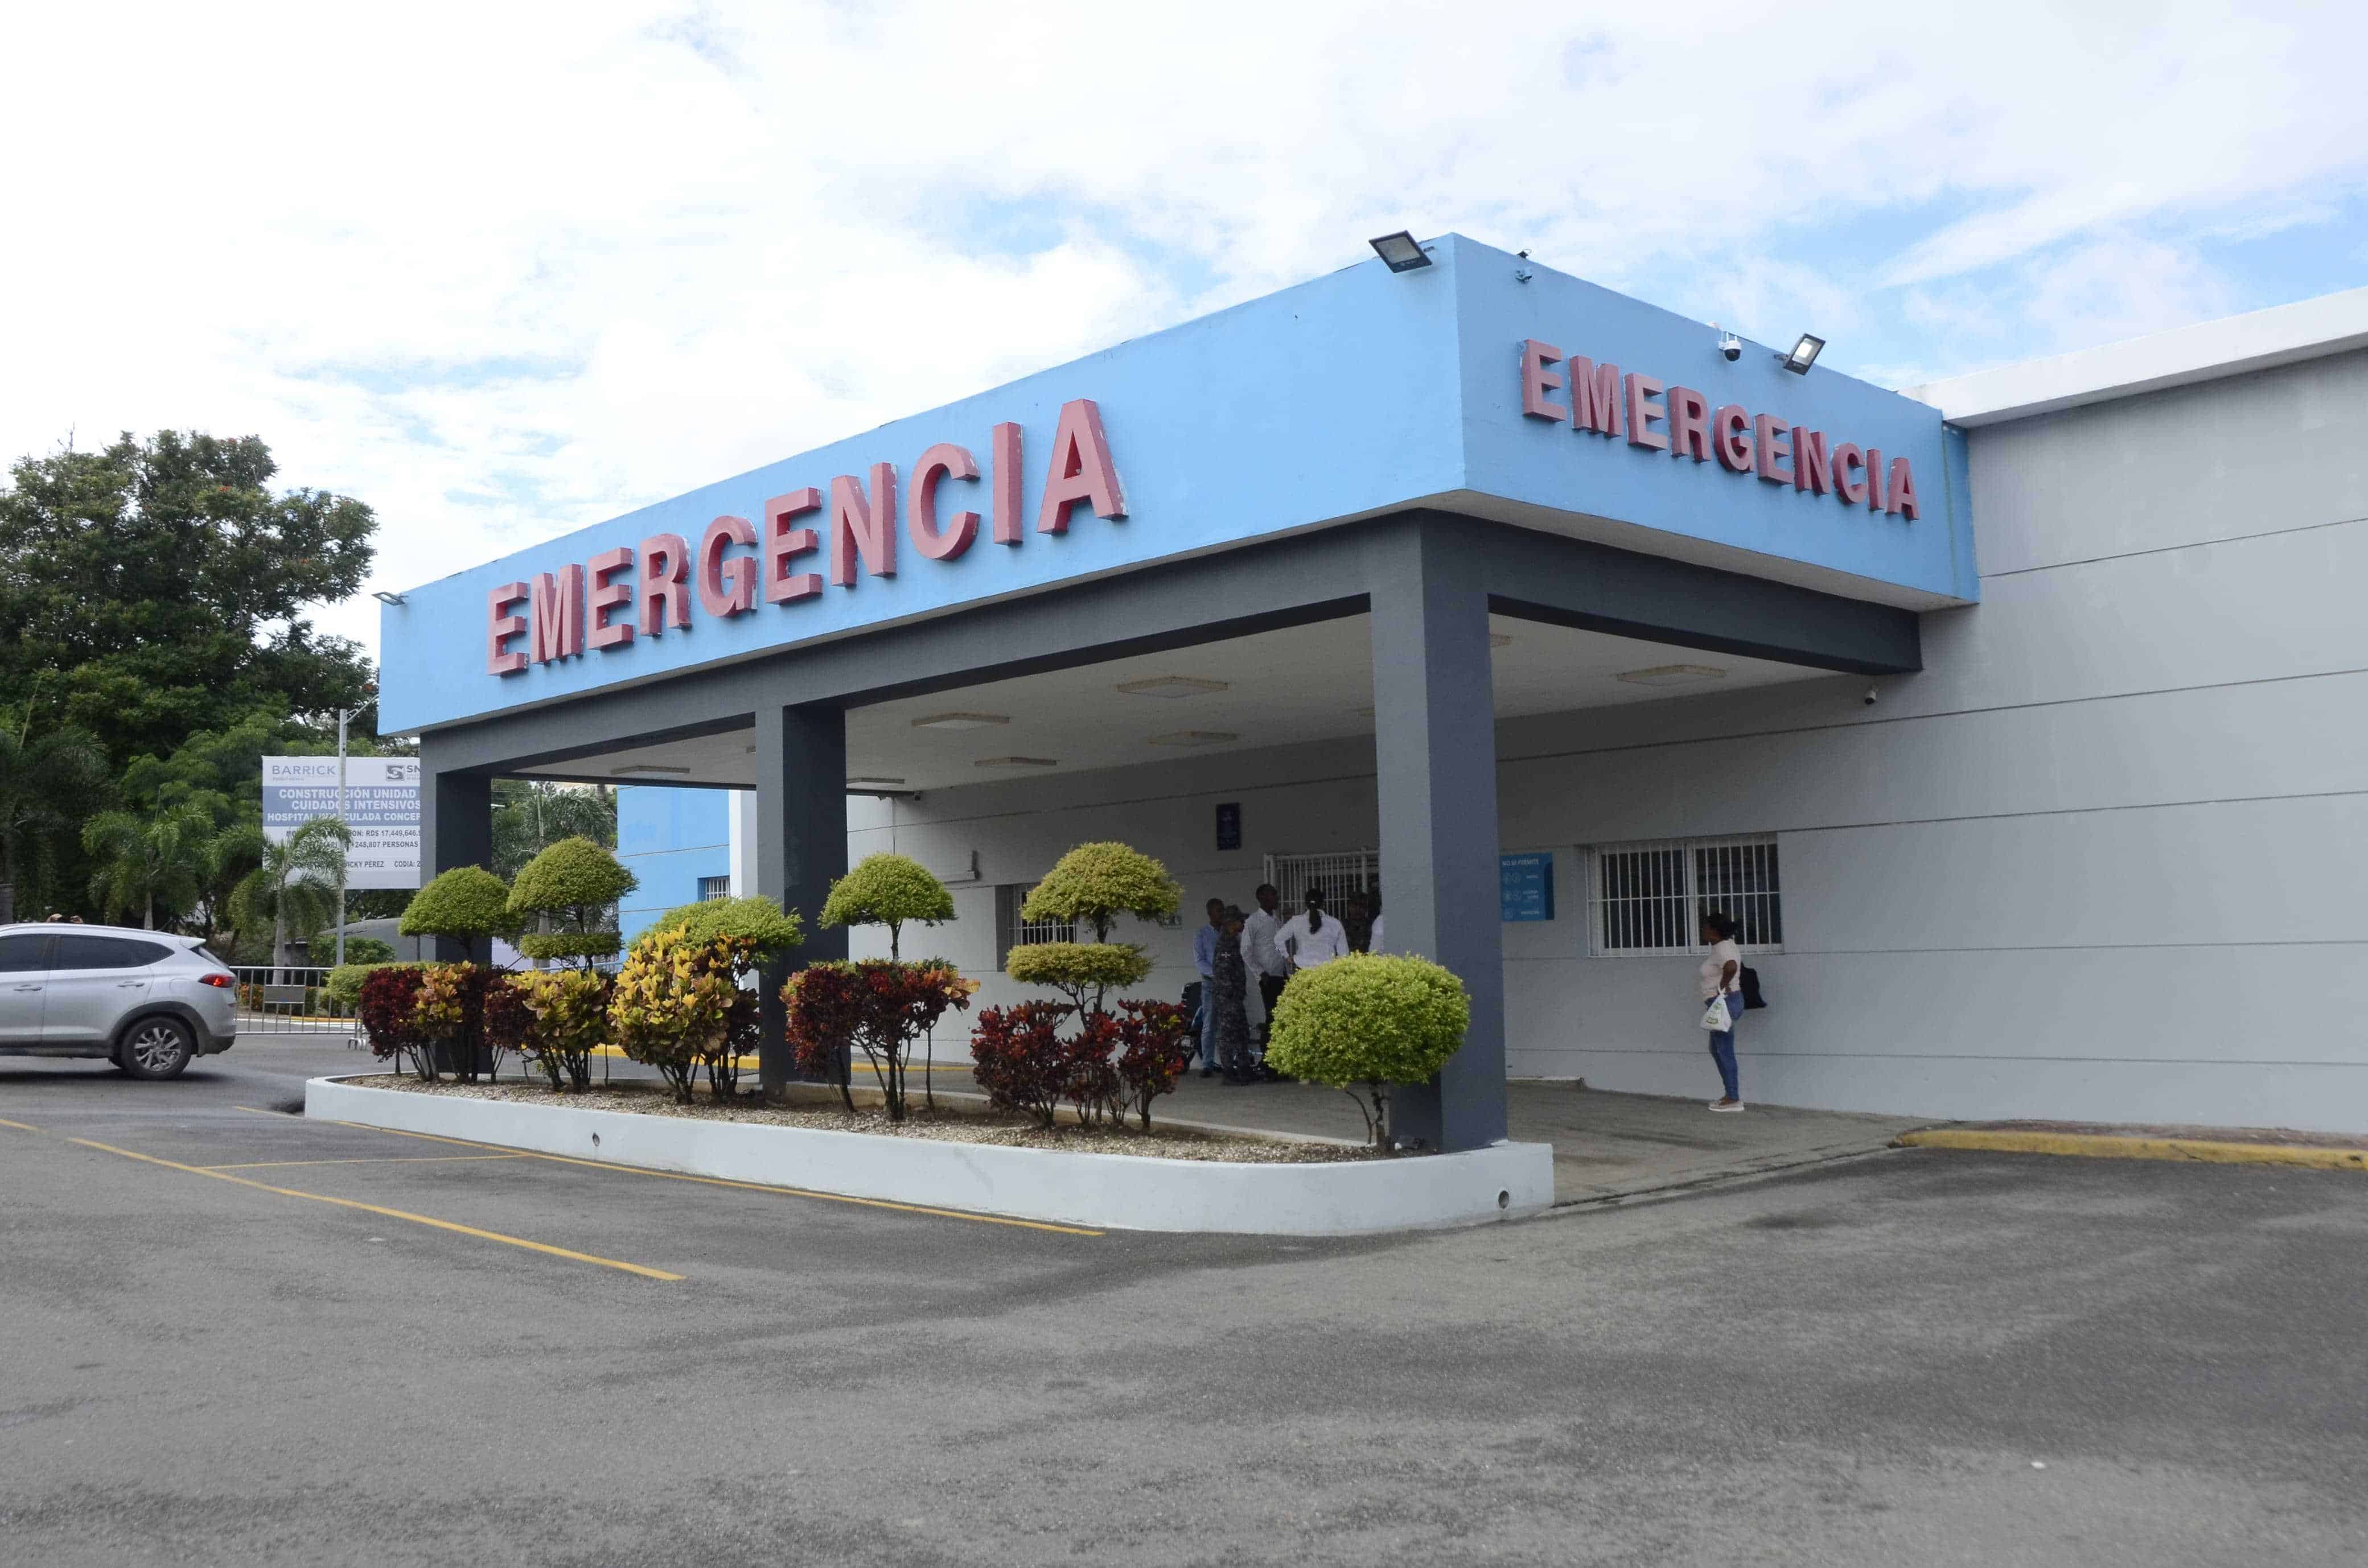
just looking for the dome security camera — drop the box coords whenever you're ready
[1863,685,1880,706]
[1716,328,1742,362]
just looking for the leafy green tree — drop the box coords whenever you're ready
[81,804,213,928]
[0,723,110,923]
[652,895,806,961]
[492,780,615,880]
[229,816,351,978]
[508,836,638,965]
[1008,842,1181,1018]
[398,866,518,965]
[820,853,955,960]
[0,433,377,767]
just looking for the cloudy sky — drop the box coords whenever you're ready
[4,1,2363,660]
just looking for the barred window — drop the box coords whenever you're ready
[1262,849,1382,913]
[995,883,1074,966]
[1589,837,1782,956]
[696,875,731,902]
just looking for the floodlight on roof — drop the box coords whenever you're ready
[1368,231,1432,273]
[1777,334,1825,374]
[371,590,406,605]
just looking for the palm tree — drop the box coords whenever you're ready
[82,805,212,929]
[0,724,110,924]
[229,816,351,980]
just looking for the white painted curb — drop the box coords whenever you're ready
[305,1076,1555,1235]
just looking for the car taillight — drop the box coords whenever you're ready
[199,973,235,989]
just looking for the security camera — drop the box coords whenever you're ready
[1717,329,1742,362]
[1863,685,1880,706]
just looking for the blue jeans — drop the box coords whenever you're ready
[1703,997,1741,1100]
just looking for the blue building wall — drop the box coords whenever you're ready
[616,785,731,948]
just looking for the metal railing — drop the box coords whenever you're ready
[228,966,359,1036]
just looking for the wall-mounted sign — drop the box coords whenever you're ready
[1518,340,1921,520]
[1500,851,1555,923]
[1215,802,1241,852]
[261,756,422,890]
[486,398,1126,679]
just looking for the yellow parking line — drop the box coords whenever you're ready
[0,1116,42,1133]
[200,1154,532,1171]
[68,1138,684,1281]
[325,1119,1104,1237]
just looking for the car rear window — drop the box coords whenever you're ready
[51,934,174,970]
[0,933,51,973]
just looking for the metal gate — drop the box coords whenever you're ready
[229,966,360,1040]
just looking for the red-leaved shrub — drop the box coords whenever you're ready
[1111,999,1193,1130]
[969,1002,1074,1128]
[358,965,433,1079]
[784,960,972,1120]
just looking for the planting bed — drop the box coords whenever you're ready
[308,1073,1555,1234]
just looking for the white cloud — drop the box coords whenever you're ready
[3,0,2362,660]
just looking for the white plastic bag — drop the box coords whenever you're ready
[1700,994,1734,1032]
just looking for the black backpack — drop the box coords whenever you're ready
[1739,965,1767,1011]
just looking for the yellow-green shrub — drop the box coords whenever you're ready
[1005,940,1152,1016]
[511,968,611,1091]
[607,925,746,1102]
[1265,954,1470,1148]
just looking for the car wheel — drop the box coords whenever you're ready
[119,1017,195,1080]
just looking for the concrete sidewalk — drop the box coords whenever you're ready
[1154,1076,1926,1205]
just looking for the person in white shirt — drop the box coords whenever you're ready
[1276,889,1351,972]
[1240,883,1290,1048]
[1697,911,1745,1112]
[1367,911,1384,954]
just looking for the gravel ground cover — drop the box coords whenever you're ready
[360,1076,1384,1163]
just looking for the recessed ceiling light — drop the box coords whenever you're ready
[1614,664,1729,687]
[912,712,1010,730]
[846,776,907,786]
[1113,676,1229,699]
[974,756,1059,769]
[1145,730,1238,747]
[1489,633,1513,648]
[609,764,694,776]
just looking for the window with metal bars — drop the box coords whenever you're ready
[1261,849,1382,914]
[994,883,1074,966]
[1588,837,1782,956]
[696,875,731,902]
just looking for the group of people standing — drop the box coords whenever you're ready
[1190,883,1384,1086]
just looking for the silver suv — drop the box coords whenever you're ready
[0,924,238,1079]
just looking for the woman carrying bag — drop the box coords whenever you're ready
[1697,911,1746,1112]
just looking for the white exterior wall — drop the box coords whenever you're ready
[851,348,2367,1132]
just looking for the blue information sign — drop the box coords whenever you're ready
[1500,851,1555,923]
[1215,802,1241,852]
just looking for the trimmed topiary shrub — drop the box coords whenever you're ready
[509,836,637,965]
[1005,940,1152,1018]
[820,853,955,960]
[325,960,405,1015]
[399,866,519,964]
[1019,841,1179,943]
[1265,953,1471,1149]
[510,967,612,1091]
[651,895,806,962]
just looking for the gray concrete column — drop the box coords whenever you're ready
[1366,521,1508,1152]
[754,702,849,1094]
[416,758,493,964]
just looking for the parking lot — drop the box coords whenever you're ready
[4,1037,2365,1566]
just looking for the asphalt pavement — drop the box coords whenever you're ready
[3,1037,2364,1566]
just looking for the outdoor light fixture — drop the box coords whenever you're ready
[846,775,908,787]
[912,712,1009,730]
[371,590,406,605]
[1614,664,1729,688]
[974,756,1058,769]
[1113,676,1229,699]
[1777,334,1825,374]
[1368,231,1432,273]
[609,763,694,776]
[1145,730,1239,747]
